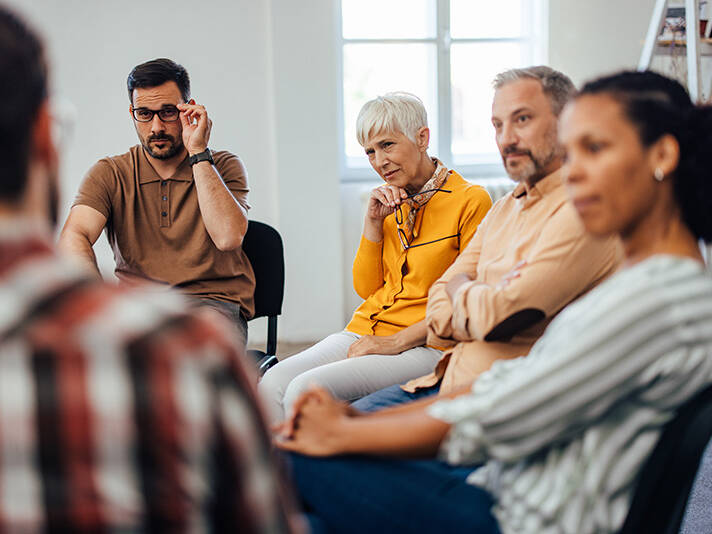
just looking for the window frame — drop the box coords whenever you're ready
[337,0,549,182]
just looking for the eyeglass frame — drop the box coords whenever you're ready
[131,105,182,123]
[394,188,460,250]
[394,188,452,225]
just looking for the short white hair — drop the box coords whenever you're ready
[356,92,428,147]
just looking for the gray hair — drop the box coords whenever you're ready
[493,66,576,116]
[356,92,428,147]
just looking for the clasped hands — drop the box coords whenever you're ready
[273,386,355,456]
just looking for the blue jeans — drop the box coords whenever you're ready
[289,453,500,534]
[352,383,439,412]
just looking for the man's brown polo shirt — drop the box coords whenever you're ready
[74,145,255,318]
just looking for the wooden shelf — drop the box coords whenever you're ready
[655,38,712,55]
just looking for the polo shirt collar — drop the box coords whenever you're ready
[137,146,193,184]
[511,168,564,209]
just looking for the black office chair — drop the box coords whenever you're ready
[620,385,712,534]
[242,220,284,376]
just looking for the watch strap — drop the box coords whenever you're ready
[189,148,214,166]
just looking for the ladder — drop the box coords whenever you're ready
[638,0,703,101]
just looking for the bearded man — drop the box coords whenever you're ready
[59,58,254,343]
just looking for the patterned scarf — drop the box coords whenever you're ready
[401,158,450,236]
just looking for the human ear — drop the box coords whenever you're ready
[649,134,680,178]
[416,126,430,152]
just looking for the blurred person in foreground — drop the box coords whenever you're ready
[278,71,712,534]
[0,7,297,532]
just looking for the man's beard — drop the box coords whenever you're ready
[142,133,183,160]
[501,127,561,183]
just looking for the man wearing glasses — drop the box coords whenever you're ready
[59,58,254,343]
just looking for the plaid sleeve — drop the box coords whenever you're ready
[125,309,298,533]
[200,318,298,533]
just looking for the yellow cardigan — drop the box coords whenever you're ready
[346,171,492,340]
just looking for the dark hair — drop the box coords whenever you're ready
[579,70,712,242]
[0,7,47,201]
[127,58,190,103]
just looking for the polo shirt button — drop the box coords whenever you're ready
[161,211,167,216]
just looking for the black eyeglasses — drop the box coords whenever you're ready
[132,106,181,123]
[395,188,459,250]
[397,228,460,250]
[394,188,452,225]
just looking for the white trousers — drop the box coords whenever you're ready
[258,331,442,424]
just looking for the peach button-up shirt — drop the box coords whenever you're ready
[404,169,622,394]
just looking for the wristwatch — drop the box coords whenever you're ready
[189,148,214,166]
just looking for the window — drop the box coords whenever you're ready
[339,0,547,179]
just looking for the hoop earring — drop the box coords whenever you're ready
[653,168,665,182]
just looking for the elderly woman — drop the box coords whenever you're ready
[259,92,491,423]
[279,72,712,534]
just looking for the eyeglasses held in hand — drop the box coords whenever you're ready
[397,228,460,250]
[394,188,459,250]
[132,106,181,122]
[394,188,452,225]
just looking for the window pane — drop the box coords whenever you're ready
[343,43,438,168]
[450,0,524,39]
[451,42,526,164]
[342,0,436,39]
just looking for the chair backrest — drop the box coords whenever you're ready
[241,220,285,320]
[621,384,712,534]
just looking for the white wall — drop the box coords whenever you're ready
[548,0,656,86]
[5,0,679,344]
[270,0,345,340]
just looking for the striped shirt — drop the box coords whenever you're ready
[0,224,295,533]
[429,255,712,534]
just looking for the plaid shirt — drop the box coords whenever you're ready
[0,223,296,533]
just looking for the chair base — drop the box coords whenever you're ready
[247,349,279,376]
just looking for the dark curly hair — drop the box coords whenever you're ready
[578,70,712,243]
[0,7,47,201]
